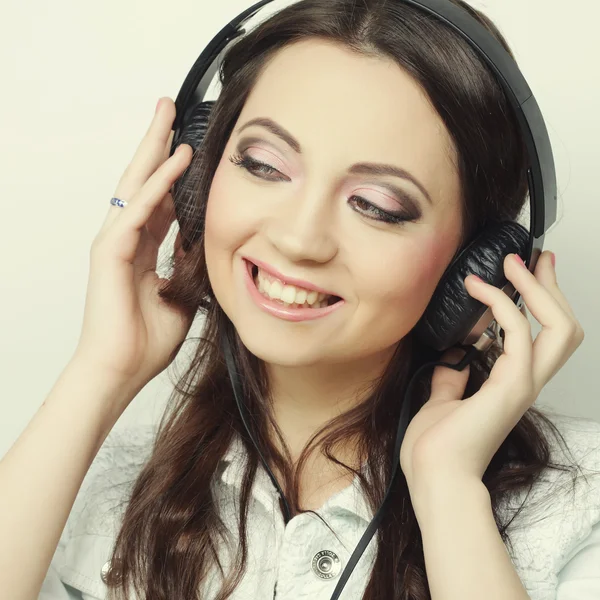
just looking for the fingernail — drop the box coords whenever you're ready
[513,254,526,268]
[550,251,556,268]
[471,274,483,283]
[155,98,162,114]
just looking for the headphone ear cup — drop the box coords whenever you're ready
[170,101,215,250]
[413,221,529,352]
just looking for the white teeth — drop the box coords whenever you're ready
[306,290,319,305]
[295,288,308,305]
[268,280,283,301]
[281,285,296,304]
[254,266,333,307]
[261,279,271,295]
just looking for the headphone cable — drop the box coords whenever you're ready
[222,328,479,599]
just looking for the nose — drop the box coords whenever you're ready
[264,187,338,264]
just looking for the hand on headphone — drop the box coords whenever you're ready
[399,250,583,499]
[74,98,195,399]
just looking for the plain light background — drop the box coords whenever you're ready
[1,0,598,458]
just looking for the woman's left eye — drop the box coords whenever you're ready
[228,152,414,225]
[229,152,285,181]
[348,196,412,225]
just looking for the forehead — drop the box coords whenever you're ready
[235,38,459,205]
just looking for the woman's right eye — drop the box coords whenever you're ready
[229,152,287,181]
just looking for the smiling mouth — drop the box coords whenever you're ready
[250,263,342,308]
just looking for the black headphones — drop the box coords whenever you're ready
[167,1,558,598]
[168,0,557,354]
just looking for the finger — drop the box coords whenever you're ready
[102,98,178,230]
[146,191,177,248]
[132,194,177,275]
[114,97,177,199]
[505,252,583,389]
[134,192,179,274]
[95,144,192,263]
[464,270,533,395]
[163,129,176,162]
[533,250,578,322]
[499,302,527,342]
[117,143,192,232]
[428,347,470,403]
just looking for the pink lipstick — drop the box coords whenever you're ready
[242,258,345,322]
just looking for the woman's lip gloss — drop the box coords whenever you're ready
[242,259,345,322]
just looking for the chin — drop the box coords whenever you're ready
[234,325,332,367]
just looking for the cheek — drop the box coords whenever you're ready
[205,157,269,256]
[360,232,456,311]
[205,161,233,247]
[204,162,241,298]
[205,160,247,255]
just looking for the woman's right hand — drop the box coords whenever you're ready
[72,97,196,393]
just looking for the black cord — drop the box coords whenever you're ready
[222,329,292,524]
[221,328,479,598]
[329,343,478,599]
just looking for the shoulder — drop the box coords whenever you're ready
[54,424,156,598]
[499,412,600,597]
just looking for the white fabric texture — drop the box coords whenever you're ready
[38,412,600,600]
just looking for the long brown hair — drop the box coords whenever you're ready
[104,1,583,598]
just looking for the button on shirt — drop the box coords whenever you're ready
[208,433,379,599]
[39,415,600,599]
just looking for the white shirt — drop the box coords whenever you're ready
[39,412,600,600]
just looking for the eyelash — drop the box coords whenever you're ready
[228,152,414,225]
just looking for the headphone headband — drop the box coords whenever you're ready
[172,0,557,271]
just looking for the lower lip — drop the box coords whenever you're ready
[242,259,345,322]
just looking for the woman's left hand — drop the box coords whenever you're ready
[399,250,585,493]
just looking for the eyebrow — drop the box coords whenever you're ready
[235,117,434,206]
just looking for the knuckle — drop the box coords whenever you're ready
[557,318,583,345]
[571,321,585,344]
[89,241,104,263]
[565,319,579,338]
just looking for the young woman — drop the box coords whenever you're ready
[2,1,599,599]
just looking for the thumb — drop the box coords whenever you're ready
[428,347,470,404]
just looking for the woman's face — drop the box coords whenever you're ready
[204,39,463,369]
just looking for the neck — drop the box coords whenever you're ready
[265,346,396,462]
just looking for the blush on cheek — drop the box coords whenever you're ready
[204,172,240,247]
[411,235,458,292]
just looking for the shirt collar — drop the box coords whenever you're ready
[218,433,374,524]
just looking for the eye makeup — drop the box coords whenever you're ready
[228,146,422,225]
[229,151,287,182]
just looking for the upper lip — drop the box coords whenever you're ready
[244,256,341,298]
